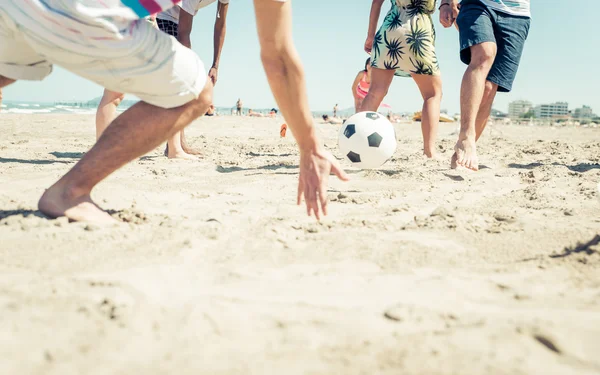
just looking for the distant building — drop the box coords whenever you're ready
[534,102,568,119]
[573,105,595,119]
[491,108,508,119]
[508,100,532,119]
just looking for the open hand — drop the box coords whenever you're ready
[208,67,219,85]
[297,148,349,220]
[440,1,459,28]
[364,36,374,55]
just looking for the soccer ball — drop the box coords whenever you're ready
[337,112,397,169]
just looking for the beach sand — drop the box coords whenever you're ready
[0,114,599,374]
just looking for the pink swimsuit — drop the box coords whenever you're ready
[356,71,370,100]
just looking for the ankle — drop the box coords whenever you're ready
[167,149,185,157]
[423,147,435,157]
[458,131,476,142]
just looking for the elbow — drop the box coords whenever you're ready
[260,44,301,79]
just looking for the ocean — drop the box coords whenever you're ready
[1,101,127,115]
[0,101,278,116]
[1,101,366,118]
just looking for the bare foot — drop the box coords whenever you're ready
[167,151,199,160]
[450,152,458,169]
[423,151,443,161]
[454,138,479,171]
[38,186,117,224]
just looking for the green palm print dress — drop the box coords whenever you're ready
[371,0,440,77]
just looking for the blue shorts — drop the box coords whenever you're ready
[457,0,531,92]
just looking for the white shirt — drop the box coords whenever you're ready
[476,0,530,17]
[157,0,230,23]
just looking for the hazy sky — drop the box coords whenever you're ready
[4,0,598,114]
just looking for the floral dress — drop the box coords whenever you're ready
[371,0,440,77]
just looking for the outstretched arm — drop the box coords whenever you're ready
[209,2,229,85]
[364,0,384,54]
[253,0,348,219]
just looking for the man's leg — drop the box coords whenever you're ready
[95,89,125,140]
[475,80,498,141]
[38,79,213,223]
[451,80,497,168]
[454,42,496,171]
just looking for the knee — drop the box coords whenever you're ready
[261,47,301,81]
[188,80,214,118]
[112,93,125,107]
[469,44,497,70]
[423,88,443,102]
[102,91,125,107]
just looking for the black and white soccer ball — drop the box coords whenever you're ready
[337,111,397,169]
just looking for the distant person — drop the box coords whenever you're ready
[321,114,343,124]
[0,87,3,112]
[362,0,443,159]
[248,109,264,117]
[351,57,372,113]
[333,104,339,118]
[440,0,531,170]
[236,98,243,116]
[0,0,347,223]
[206,104,216,116]
[269,108,278,118]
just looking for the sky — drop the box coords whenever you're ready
[4,0,599,115]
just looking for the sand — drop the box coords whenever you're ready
[0,114,599,375]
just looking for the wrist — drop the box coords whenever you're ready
[296,129,320,153]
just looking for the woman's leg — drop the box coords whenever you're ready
[96,89,125,140]
[359,68,395,112]
[412,74,443,158]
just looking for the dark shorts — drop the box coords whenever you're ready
[157,19,178,38]
[457,0,530,92]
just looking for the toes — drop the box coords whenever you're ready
[455,151,465,166]
[466,158,479,171]
[450,153,458,169]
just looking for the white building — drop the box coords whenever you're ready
[508,100,532,119]
[534,102,569,119]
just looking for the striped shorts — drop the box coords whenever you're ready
[0,0,206,109]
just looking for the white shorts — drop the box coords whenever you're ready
[0,0,206,109]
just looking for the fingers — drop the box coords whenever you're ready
[318,173,329,217]
[330,159,350,182]
[297,176,304,206]
[209,72,217,85]
[304,181,319,220]
[298,151,351,221]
